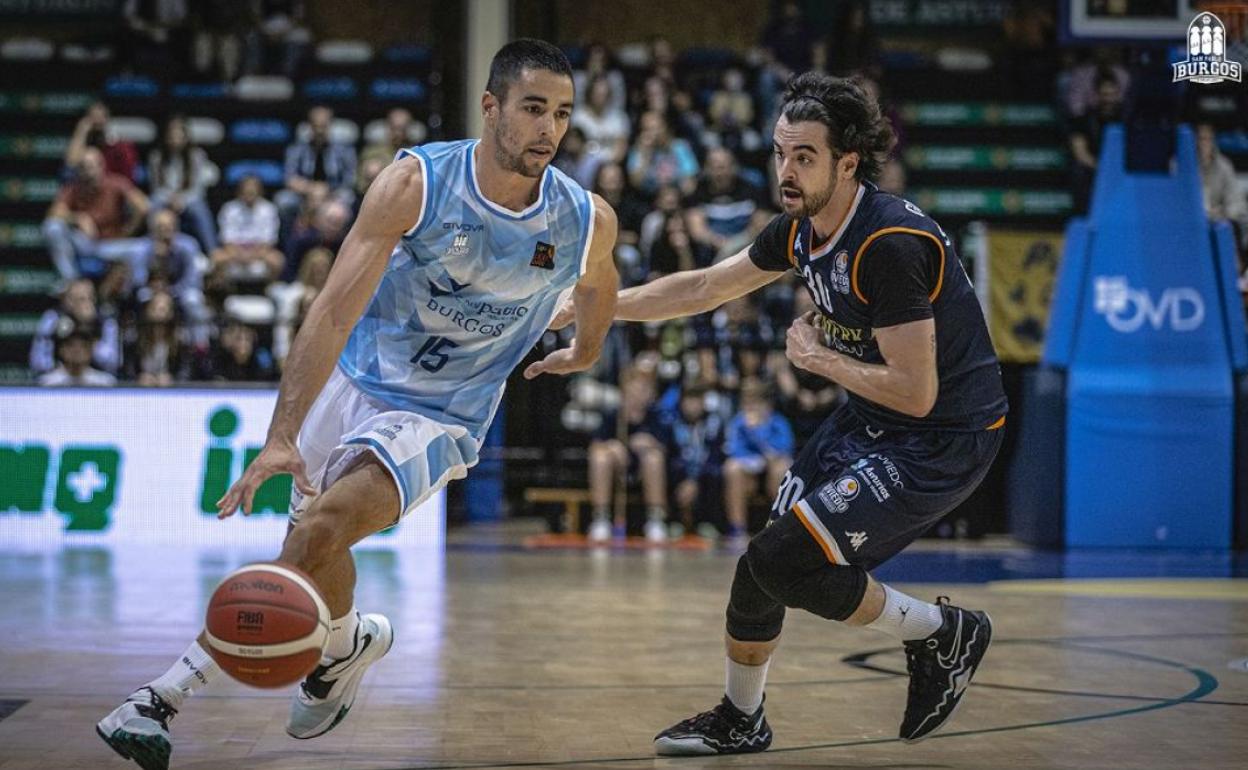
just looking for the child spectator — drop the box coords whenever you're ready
[724,379,794,538]
[39,324,116,386]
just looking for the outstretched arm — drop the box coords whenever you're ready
[217,157,424,515]
[550,245,781,328]
[525,194,619,378]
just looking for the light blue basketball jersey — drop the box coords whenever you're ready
[338,139,595,441]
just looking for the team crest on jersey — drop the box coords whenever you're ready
[446,233,471,258]
[831,250,851,294]
[530,241,555,270]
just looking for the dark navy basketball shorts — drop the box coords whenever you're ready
[767,404,1004,571]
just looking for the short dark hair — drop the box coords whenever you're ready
[779,72,896,182]
[486,39,573,103]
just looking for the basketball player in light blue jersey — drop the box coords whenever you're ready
[97,40,619,770]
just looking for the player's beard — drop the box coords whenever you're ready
[783,176,837,220]
[493,115,547,178]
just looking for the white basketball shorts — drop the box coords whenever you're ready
[289,366,479,525]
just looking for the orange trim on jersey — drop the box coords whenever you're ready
[792,504,839,564]
[786,220,799,267]
[986,416,1006,431]
[850,227,947,305]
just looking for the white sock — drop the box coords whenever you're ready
[725,657,770,715]
[146,640,220,709]
[321,606,360,662]
[865,584,944,641]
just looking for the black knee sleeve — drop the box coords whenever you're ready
[745,513,869,622]
[725,554,786,642]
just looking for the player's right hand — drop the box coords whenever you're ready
[216,439,316,519]
[548,295,576,330]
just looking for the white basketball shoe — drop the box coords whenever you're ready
[286,613,394,739]
[96,686,176,770]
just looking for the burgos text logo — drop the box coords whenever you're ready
[1093,276,1205,333]
[1173,13,1242,84]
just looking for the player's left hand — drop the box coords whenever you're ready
[523,344,594,379]
[786,311,824,372]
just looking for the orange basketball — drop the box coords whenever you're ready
[204,562,330,688]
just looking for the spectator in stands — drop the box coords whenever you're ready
[133,209,209,328]
[638,184,684,260]
[707,68,759,152]
[591,162,646,246]
[586,367,670,543]
[278,105,356,217]
[1068,72,1124,214]
[661,384,726,539]
[121,0,192,75]
[553,127,600,189]
[756,0,826,119]
[647,211,713,277]
[723,379,794,538]
[190,1,254,82]
[38,324,116,386]
[627,111,700,196]
[359,108,415,171]
[43,147,150,281]
[212,174,284,293]
[126,289,189,385]
[273,246,332,364]
[1064,49,1131,119]
[147,115,220,252]
[30,277,121,377]
[243,0,311,78]
[65,101,139,183]
[686,147,769,254]
[573,74,630,166]
[573,42,627,113]
[878,157,908,195]
[283,198,350,282]
[194,318,277,381]
[1196,122,1248,251]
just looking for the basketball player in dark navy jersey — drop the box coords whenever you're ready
[553,72,1007,754]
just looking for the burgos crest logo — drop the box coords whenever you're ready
[1173,13,1242,84]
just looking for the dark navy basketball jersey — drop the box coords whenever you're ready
[750,181,1007,432]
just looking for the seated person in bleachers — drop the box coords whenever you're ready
[43,147,150,281]
[29,277,121,377]
[553,127,600,190]
[638,184,684,268]
[64,101,139,184]
[686,147,769,255]
[272,246,331,364]
[587,367,670,542]
[647,211,714,277]
[282,198,350,282]
[1196,122,1248,253]
[723,379,794,538]
[706,68,760,152]
[573,74,630,166]
[133,209,210,331]
[573,42,627,114]
[192,318,277,382]
[212,174,284,292]
[38,324,116,387]
[147,115,220,252]
[277,105,356,217]
[1067,71,1124,215]
[125,289,190,386]
[663,384,726,538]
[359,107,415,171]
[627,110,700,197]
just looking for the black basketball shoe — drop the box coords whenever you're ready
[900,597,993,743]
[654,695,773,756]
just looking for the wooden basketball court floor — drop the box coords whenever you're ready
[0,525,1245,770]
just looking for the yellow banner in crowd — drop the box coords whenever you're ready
[987,230,1063,363]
